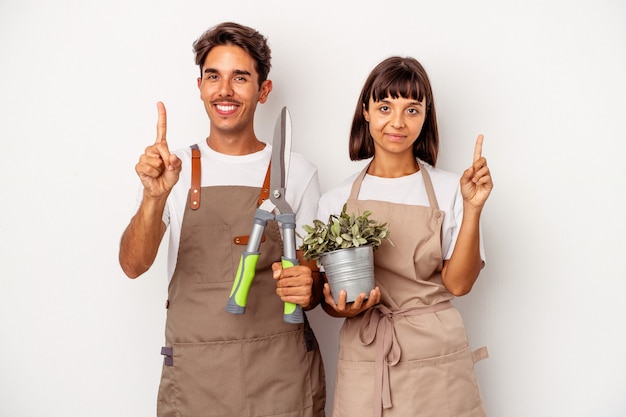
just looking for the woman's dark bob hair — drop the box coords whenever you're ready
[349,56,439,166]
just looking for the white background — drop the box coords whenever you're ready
[1,0,625,416]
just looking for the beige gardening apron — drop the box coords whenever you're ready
[157,146,325,417]
[332,162,487,417]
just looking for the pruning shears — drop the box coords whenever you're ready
[226,107,303,324]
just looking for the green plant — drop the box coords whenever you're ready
[299,204,392,264]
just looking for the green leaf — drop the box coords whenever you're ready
[297,205,391,261]
[330,220,340,237]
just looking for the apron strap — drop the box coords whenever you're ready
[161,346,174,367]
[417,161,440,211]
[257,161,271,206]
[190,144,201,210]
[348,165,368,200]
[348,160,440,211]
[359,301,453,417]
[303,312,317,352]
[188,144,271,213]
[472,346,489,363]
[233,161,271,244]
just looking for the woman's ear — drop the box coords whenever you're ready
[362,103,370,122]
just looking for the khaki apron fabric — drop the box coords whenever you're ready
[332,162,487,417]
[157,152,325,417]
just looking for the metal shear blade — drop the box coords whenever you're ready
[269,106,292,215]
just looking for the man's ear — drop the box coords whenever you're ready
[258,80,273,103]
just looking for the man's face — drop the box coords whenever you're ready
[197,44,271,137]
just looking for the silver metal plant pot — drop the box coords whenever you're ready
[320,245,375,304]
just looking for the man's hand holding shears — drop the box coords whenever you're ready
[272,253,323,311]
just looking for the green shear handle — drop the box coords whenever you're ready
[226,209,274,315]
[226,209,304,324]
[278,212,303,324]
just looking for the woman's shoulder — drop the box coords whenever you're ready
[421,160,460,188]
[321,171,361,198]
[317,170,362,217]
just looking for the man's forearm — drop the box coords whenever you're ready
[119,196,168,278]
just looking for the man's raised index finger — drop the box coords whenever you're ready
[473,134,484,162]
[156,101,167,144]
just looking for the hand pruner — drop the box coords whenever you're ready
[226,107,304,324]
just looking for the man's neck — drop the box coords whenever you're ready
[206,133,266,155]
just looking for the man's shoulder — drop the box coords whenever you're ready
[171,142,198,161]
[286,152,318,186]
[289,151,317,172]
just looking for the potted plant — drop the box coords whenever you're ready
[299,204,392,303]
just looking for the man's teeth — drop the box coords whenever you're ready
[217,105,236,112]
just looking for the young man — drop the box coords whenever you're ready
[119,22,326,416]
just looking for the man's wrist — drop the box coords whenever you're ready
[304,270,324,310]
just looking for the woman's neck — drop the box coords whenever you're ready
[367,155,419,178]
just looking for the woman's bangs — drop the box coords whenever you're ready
[371,72,424,103]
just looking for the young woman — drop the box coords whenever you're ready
[318,56,493,417]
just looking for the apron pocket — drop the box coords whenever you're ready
[440,347,486,416]
[243,330,313,416]
[165,331,313,417]
[178,224,234,283]
[334,347,486,417]
[168,341,247,416]
[333,360,376,417]
[400,346,486,417]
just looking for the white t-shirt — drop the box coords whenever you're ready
[317,160,485,262]
[140,139,320,281]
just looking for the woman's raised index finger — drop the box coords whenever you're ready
[473,134,484,162]
[156,101,167,144]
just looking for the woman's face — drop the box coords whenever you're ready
[363,95,426,159]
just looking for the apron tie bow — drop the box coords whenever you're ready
[359,301,454,417]
[359,304,401,415]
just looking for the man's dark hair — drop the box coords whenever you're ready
[193,22,272,89]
